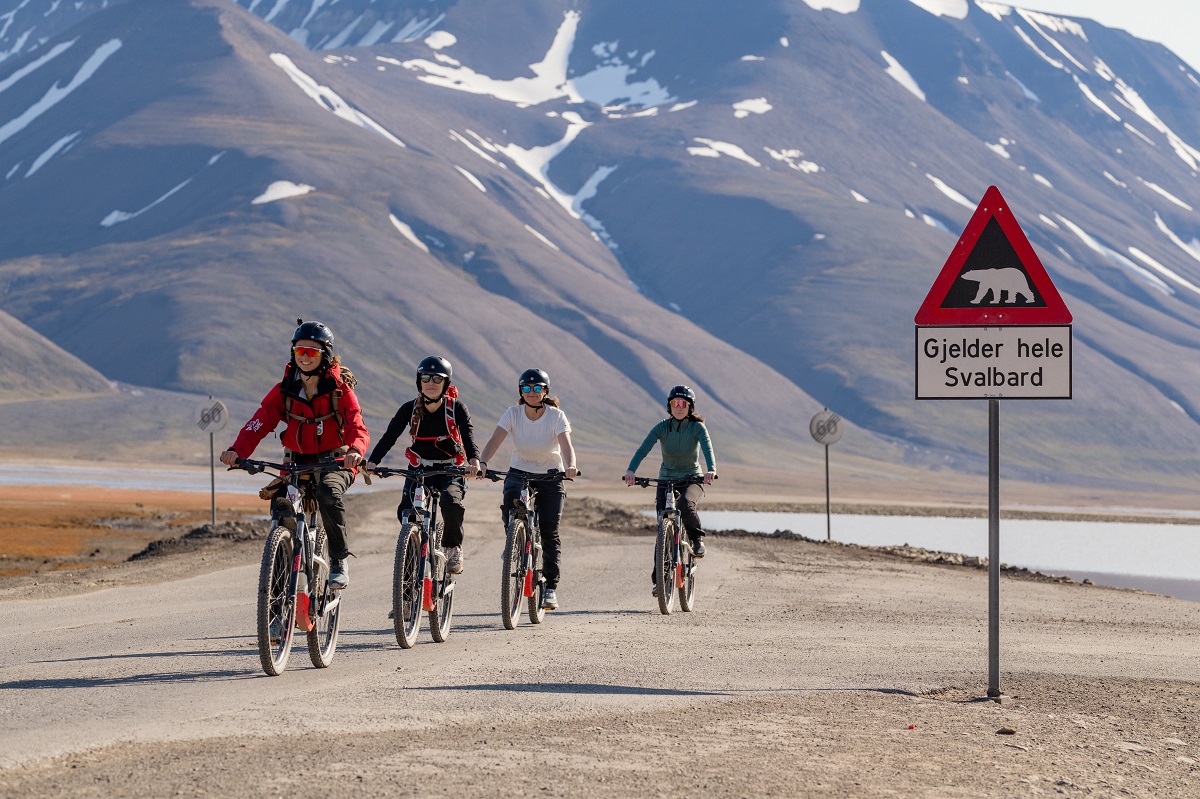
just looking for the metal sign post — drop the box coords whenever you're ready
[196,397,228,527]
[913,186,1072,701]
[809,409,843,541]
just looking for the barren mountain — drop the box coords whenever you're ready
[3,0,1200,491]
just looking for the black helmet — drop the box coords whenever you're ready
[416,355,452,378]
[667,385,696,406]
[292,319,334,354]
[518,368,550,389]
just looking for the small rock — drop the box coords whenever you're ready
[997,727,1017,735]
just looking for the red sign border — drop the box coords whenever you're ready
[914,185,1072,326]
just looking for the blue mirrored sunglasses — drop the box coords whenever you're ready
[521,384,546,394]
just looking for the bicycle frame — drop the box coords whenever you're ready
[631,474,708,614]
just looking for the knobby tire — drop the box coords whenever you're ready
[257,526,295,676]
[528,522,546,625]
[677,518,697,612]
[501,516,526,630]
[655,516,676,615]
[428,519,453,643]
[393,524,422,648]
[307,525,340,667]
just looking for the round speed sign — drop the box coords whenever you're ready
[809,410,843,446]
[196,399,228,434]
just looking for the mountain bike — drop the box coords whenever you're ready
[370,465,466,648]
[486,469,577,629]
[630,475,711,615]
[231,456,345,676]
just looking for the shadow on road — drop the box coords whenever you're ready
[2,667,258,689]
[410,682,729,696]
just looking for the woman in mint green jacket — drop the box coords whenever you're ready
[624,385,717,565]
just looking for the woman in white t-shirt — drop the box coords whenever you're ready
[477,368,578,611]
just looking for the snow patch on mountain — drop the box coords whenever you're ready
[800,0,859,13]
[1128,246,1200,297]
[881,51,924,101]
[925,174,974,209]
[426,32,456,50]
[394,12,674,109]
[0,38,75,95]
[26,130,79,177]
[1137,177,1193,211]
[525,224,560,251]
[0,38,121,148]
[1155,212,1200,264]
[455,165,486,193]
[906,0,967,20]
[733,98,772,118]
[270,53,407,148]
[252,181,314,204]
[389,214,429,253]
[688,138,761,167]
[764,148,820,173]
[1056,213,1173,295]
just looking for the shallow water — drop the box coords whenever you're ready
[701,510,1200,602]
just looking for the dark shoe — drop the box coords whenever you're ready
[329,559,349,589]
[692,538,706,558]
[651,584,659,598]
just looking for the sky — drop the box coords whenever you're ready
[1012,1,1200,73]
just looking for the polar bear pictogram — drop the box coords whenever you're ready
[958,267,1035,305]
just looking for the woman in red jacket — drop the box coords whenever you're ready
[220,320,369,589]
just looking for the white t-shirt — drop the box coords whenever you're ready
[497,404,571,473]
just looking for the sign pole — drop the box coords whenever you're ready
[824,443,831,541]
[988,398,1000,698]
[209,431,216,527]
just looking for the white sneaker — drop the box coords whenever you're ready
[446,546,463,574]
[542,588,559,610]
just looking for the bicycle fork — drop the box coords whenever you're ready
[516,486,541,598]
[665,492,686,590]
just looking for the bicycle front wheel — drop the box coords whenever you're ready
[393,524,422,648]
[654,516,676,615]
[257,526,296,676]
[307,525,341,667]
[428,519,453,643]
[527,526,546,625]
[500,516,526,630]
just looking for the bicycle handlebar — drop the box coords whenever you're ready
[484,468,580,483]
[627,474,716,488]
[229,456,345,477]
[369,465,469,480]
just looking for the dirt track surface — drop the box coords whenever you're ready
[3,487,1200,797]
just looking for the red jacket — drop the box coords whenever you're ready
[230,363,369,467]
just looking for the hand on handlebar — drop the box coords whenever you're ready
[704,471,716,485]
[219,449,239,467]
[565,465,578,479]
[343,450,363,469]
[624,470,636,486]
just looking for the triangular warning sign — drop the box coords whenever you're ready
[914,185,1072,326]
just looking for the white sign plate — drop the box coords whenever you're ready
[915,325,1071,399]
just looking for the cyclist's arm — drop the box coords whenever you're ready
[625,424,660,484]
[558,430,578,478]
[697,422,717,483]
[227,385,286,459]
[367,401,414,465]
[338,387,369,468]
[476,425,508,474]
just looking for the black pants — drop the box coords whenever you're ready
[656,482,705,541]
[397,474,468,548]
[273,469,354,561]
[501,470,565,589]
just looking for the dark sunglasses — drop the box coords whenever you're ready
[521,384,546,394]
[420,374,446,384]
[293,346,323,359]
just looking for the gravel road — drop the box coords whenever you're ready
[2,485,1199,797]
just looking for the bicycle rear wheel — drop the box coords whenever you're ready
[307,526,341,667]
[500,516,526,630]
[677,521,697,612]
[527,526,546,625]
[257,526,296,676]
[392,524,422,648]
[654,516,676,615]
[428,519,454,643]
